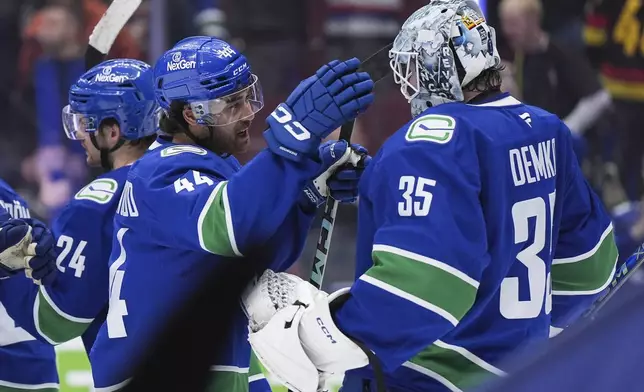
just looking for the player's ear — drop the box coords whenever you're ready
[99,122,120,143]
[105,123,121,145]
[183,106,198,126]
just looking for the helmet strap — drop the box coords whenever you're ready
[89,132,125,172]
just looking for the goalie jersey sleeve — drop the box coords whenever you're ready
[550,128,618,328]
[0,168,128,352]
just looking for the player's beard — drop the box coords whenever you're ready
[200,120,252,156]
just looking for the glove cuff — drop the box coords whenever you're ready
[298,185,324,211]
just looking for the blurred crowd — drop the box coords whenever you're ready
[0,0,642,289]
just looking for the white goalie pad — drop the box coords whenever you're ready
[249,305,320,392]
[247,272,369,392]
[242,269,302,332]
[298,287,369,374]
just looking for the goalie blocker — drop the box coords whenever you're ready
[243,270,371,392]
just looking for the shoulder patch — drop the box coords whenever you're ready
[160,145,208,157]
[405,114,456,144]
[74,178,119,204]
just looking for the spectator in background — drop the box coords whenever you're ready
[17,0,142,219]
[585,0,644,251]
[541,0,589,50]
[19,0,141,88]
[499,0,611,140]
[0,2,33,188]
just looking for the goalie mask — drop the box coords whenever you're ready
[389,0,501,117]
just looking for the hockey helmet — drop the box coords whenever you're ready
[389,0,501,116]
[153,36,263,127]
[63,59,160,141]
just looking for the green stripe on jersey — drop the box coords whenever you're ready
[365,245,478,323]
[36,288,92,344]
[206,368,249,392]
[405,341,504,391]
[552,227,618,294]
[198,181,242,257]
[249,351,264,377]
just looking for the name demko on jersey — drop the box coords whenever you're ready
[89,139,318,391]
[334,93,617,392]
[0,179,59,391]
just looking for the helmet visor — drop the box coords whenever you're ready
[189,74,264,127]
[62,105,98,140]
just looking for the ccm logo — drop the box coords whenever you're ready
[233,63,248,76]
[317,317,337,344]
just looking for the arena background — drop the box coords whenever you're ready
[3,0,644,390]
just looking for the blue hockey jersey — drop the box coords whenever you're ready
[0,167,129,355]
[334,93,618,392]
[90,139,319,391]
[0,179,59,391]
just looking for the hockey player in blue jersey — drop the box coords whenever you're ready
[241,1,619,392]
[88,36,374,391]
[0,181,60,391]
[0,59,160,358]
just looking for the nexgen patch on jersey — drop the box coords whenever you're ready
[405,114,456,144]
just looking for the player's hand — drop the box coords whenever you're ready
[242,270,368,392]
[327,142,370,203]
[0,219,33,280]
[23,219,58,286]
[264,58,374,161]
[299,140,371,208]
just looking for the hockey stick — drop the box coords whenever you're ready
[309,43,394,290]
[85,0,142,70]
[582,243,644,319]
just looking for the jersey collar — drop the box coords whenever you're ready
[468,92,522,107]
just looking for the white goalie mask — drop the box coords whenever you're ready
[390,0,501,117]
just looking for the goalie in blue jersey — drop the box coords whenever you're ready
[87,36,374,391]
[0,59,159,363]
[241,1,619,392]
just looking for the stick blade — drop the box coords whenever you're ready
[85,0,142,69]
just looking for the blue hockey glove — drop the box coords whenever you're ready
[0,219,32,280]
[264,58,374,161]
[299,140,371,208]
[23,219,58,286]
